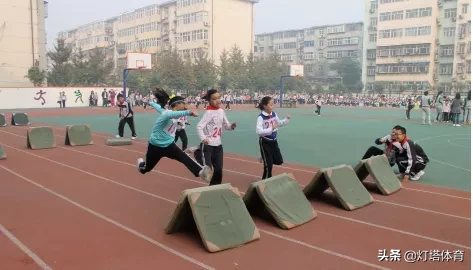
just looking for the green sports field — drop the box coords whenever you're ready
[31,106,471,191]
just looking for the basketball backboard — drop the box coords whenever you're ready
[126,52,152,70]
[290,64,304,77]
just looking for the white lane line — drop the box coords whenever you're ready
[39,124,473,200]
[0,136,469,251]
[0,145,390,270]
[0,224,53,270]
[0,165,215,270]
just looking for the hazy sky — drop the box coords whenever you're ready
[46,0,364,49]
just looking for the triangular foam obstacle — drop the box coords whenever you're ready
[26,127,56,150]
[303,165,374,211]
[11,113,29,126]
[0,145,6,159]
[165,184,260,253]
[243,173,316,229]
[0,113,6,127]
[65,125,93,146]
[354,155,402,195]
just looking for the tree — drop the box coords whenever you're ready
[47,38,74,86]
[25,60,47,86]
[71,47,89,85]
[193,49,217,91]
[227,45,247,90]
[154,49,187,90]
[86,47,115,86]
[330,58,362,92]
[218,49,230,91]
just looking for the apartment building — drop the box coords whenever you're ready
[254,22,364,82]
[58,0,257,69]
[0,0,48,87]
[362,0,471,93]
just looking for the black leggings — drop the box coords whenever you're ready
[194,144,223,186]
[315,105,321,115]
[406,105,413,119]
[174,129,188,150]
[139,143,202,176]
[362,146,384,160]
[118,117,137,137]
[225,101,231,110]
[259,138,283,179]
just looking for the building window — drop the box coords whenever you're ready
[466,61,471,73]
[377,62,429,74]
[444,8,457,18]
[304,52,314,60]
[367,66,376,76]
[440,45,454,56]
[380,0,403,3]
[304,41,315,47]
[369,34,377,42]
[459,24,468,35]
[370,1,378,10]
[327,37,359,46]
[370,17,378,26]
[283,42,297,49]
[457,63,464,74]
[318,40,324,47]
[367,49,377,59]
[462,4,469,14]
[379,11,404,21]
[404,26,431,36]
[439,64,453,75]
[444,27,456,37]
[457,42,466,53]
[379,28,403,39]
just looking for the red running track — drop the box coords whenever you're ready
[0,122,470,270]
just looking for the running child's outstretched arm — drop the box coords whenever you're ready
[223,114,236,131]
[149,102,165,114]
[274,112,290,127]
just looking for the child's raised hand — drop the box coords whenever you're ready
[231,122,237,129]
[286,115,291,120]
[189,111,199,117]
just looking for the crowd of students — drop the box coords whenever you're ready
[112,86,437,187]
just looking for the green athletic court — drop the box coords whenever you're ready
[31,106,471,191]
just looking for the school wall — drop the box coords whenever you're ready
[0,87,125,109]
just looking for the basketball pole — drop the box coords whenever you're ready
[279,75,291,108]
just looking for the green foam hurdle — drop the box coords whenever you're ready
[303,165,374,211]
[0,145,6,159]
[26,127,56,150]
[165,184,260,253]
[0,113,6,127]
[11,113,30,126]
[65,125,93,146]
[354,154,402,195]
[243,173,316,229]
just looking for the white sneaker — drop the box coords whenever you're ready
[410,171,424,181]
[137,158,144,173]
[131,136,137,140]
[116,135,121,138]
[199,166,212,183]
